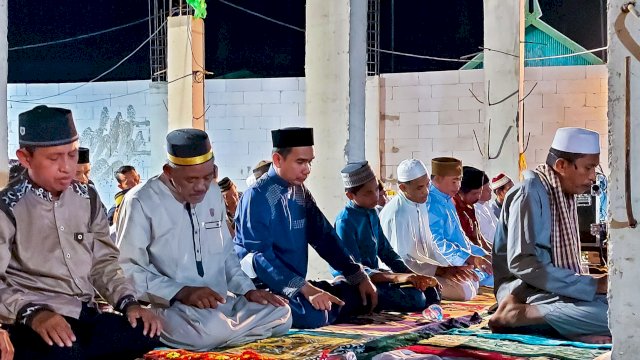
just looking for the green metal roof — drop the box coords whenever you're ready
[460,0,604,70]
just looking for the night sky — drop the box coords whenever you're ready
[7,0,606,83]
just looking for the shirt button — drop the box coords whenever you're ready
[60,226,65,231]
[66,253,71,258]
[54,202,59,207]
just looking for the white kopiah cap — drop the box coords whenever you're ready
[550,127,600,154]
[397,159,429,182]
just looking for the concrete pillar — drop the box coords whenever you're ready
[481,0,521,180]
[607,1,640,356]
[147,82,169,172]
[191,18,206,130]
[167,16,205,131]
[305,0,367,219]
[365,76,381,177]
[0,0,7,186]
[304,0,367,279]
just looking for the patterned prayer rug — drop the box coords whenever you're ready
[225,333,370,360]
[309,311,437,337]
[415,330,609,360]
[393,345,530,360]
[144,334,370,360]
[439,287,496,319]
[145,349,275,360]
[308,288,495,338]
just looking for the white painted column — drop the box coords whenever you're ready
[481,0,521,180]
[305,0,367,219]
[305,0,367,279]
[167,16,205,131]
[0,0,7,186]
[607,1,640,356]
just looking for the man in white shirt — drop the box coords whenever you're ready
[380,159,479,301]
[118,129,291,351]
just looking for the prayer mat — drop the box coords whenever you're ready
[144,334,369,360]
[415,330,609,360]
[448,328,612,350]
[356,314,482,360]
[224,333,371,360]
[439,287,496,319]
[396,345,529,360]
[144,349,275,360]
[309,311,438,337]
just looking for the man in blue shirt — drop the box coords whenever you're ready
[427,157,493,285]
[334,161,440,313]
[234,127,378,329]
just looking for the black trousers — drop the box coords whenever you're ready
[7,304,159,360]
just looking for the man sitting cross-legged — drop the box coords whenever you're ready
[380,159,480,301]
[490,127,610,344]
[118,129,291,351]
[234,127,378,329]
[334,161,441,313]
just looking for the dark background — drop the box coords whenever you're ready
[7,0,606,83]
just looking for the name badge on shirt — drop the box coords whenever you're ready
[74,232,84,243]
[204,221,222,229]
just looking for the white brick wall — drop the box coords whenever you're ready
[204,77,306,190]
[5,65,609,200]
[380,65,609,180]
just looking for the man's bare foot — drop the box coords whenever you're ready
[488,294,545,333]
[489,295,522,332]
[567,334,612,344]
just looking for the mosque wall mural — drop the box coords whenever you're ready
[79,105,151,204]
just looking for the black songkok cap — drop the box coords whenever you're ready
[166,128,213,166]
[19,105,78,147]
[461,166,489,193]
[78,147,90,164]
[271,127,314,148]
[218,177,233,192]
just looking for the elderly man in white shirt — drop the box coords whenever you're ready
[117,129,291,351]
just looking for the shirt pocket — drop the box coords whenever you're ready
[201,221,224,255]
[70,232,95,276]
[203,220,222,230]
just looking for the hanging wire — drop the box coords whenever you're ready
[9,17,151,51]
[8,73,193,105]
[9,18,170,103]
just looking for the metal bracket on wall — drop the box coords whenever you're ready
[472,119,514,160]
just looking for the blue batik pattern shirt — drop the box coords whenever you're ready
[234,167,366,299]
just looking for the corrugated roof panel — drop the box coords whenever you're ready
[524,27,594,67]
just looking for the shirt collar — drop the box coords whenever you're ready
[454,193,474,210]
[267,166,292,189]
[158,174,187,205]
[24,175,56,202]
[429,184,451,201]
[346,200,375,214]
[398,191,422,207]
